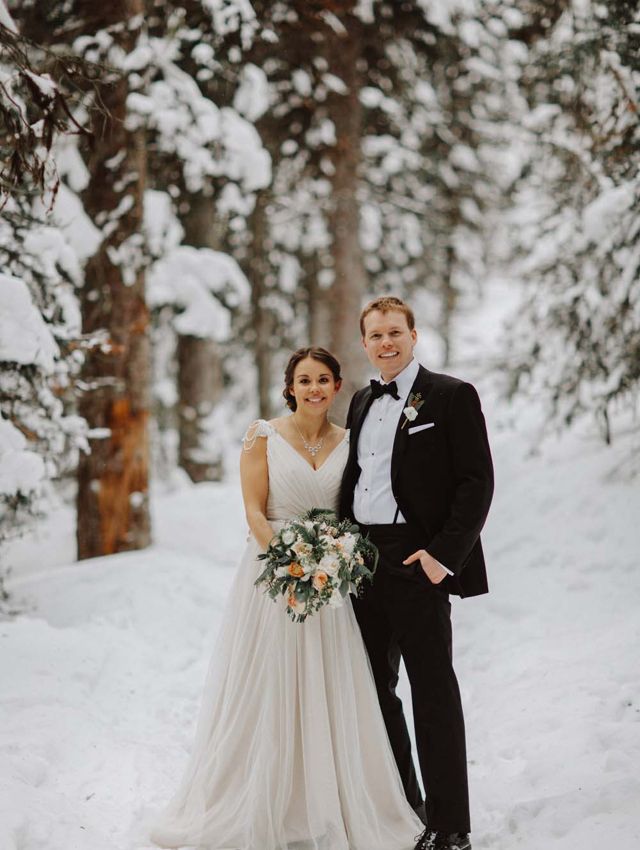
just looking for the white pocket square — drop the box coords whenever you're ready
[408,422,435,435]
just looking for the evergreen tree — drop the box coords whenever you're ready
[504,0,640,440]
[182,1,508,417]
[0,11,96,553]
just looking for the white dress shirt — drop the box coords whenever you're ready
[353,358,452,575]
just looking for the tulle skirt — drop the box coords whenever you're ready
[149,532,422,850]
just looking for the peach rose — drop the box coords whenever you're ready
[288,562,305,578]
[312,571,329,591]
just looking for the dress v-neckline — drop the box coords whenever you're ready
[272,428,347,473]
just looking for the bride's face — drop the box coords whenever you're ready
[290,357,341,414]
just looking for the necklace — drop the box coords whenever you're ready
[292,416,328,458]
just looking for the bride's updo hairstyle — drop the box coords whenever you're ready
[283,347,342,412]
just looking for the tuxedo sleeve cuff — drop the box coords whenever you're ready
[434,557,454,577]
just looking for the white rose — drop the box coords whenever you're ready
[292,541,312,559]
[319,553,340,576]
[403,406,418,421]
[339,533,357,558]
[282,529,296,546]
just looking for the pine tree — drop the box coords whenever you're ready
[504,0,640,440]
[71,0,152,557]
[138,0,267,466]
[184,1,508,416]
[0,11,96,553]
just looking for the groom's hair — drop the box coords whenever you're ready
[359,296,415,337]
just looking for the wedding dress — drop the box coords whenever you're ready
[150,420,422,850]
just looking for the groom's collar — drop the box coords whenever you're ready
[379,357,420,400]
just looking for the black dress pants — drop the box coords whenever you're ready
[353,523,470,835]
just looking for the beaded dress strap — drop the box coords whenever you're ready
[242,419,274,451]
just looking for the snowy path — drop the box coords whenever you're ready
[1,419,639,850]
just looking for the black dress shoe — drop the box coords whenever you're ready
[414,829,436,850]
[414,830,471,850]
[433,833,471,850]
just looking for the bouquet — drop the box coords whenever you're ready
[255,508,378,623]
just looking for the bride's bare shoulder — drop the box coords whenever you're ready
[268,416,289,436]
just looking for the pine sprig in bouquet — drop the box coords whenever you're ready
[255,509,378,623]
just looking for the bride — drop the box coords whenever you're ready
[150,347,422,850]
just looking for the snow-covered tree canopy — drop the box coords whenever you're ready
[0,15,98,208]
[504,0,640,440]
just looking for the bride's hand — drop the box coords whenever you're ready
[402,549,447,584]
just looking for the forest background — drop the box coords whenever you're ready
[1,3,639,848]
[2,0,638,560]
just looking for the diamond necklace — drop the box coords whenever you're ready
[292,415,328,458]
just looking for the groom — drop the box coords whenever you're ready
[339,297,494,850]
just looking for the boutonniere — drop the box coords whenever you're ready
[401,392,424,429]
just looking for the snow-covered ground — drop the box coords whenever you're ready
[1,284,639,849]
[2,401,638,850]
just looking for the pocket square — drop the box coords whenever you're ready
[408,422,435,435]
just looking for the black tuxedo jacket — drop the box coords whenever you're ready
[339,365,494,598]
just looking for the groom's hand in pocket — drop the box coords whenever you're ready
[403,549,447,584]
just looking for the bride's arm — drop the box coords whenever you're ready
[239,433,275,550]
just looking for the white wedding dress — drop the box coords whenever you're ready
[150,420,422,850]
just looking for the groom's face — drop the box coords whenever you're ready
[361,309,417,381]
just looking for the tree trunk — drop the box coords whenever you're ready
[176,334,223,482]
[177,191,225,481]
[76,1,150,559]
[326,12,369,423]
[304,252,331,347]
[248,189,274,419]
[441,241,457,368]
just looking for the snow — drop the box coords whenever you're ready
[0,413,45,498]
[2,300,640,850]
[23,70,57,99]
[0,0,18,33]
[201,0,257,42]
[277,254,300,293]
[147,245,250,340]
[127,50,270,195]
[354,0,375,24]
[292,69,312,97]
[0,273,59,372]
[219,107,271,191]
[47,184,101,261]
[233,63,270,122]
[143,190,184,260]
[582,181,636,243]
[23,197,94,296]
[318,11,348,37]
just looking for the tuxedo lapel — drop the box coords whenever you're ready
[340,386,374,519]
[349,386,374,459]
[391,365,433,488]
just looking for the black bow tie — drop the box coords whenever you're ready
[370,379,400,400]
